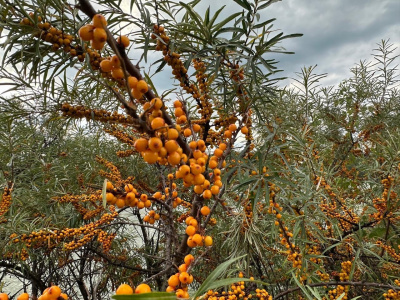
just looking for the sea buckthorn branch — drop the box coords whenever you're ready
[274,281,400,299]
[0,187,12,223]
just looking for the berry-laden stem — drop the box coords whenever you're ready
[77,0,191,156]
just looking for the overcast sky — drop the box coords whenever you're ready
[246,0,400,86]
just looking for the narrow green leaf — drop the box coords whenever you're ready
[102,179,107,208]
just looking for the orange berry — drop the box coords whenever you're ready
[128,76,138,89]
[47,286,62,298]
[93,27,107,43]
[192,233,202,245]
[228,124,237,132]
[116,283,134,295]
[60,294,68,300]
[219,143,227,151]
[174,100,182,108]
[193,185,204,194]
[211,185,220,195]
[111,68,124,80]
[175,107,184,117]
[203,189,212,199]
[167,128,179,140]
[224,130,232,139]
[168,274,180,288]
[194,174,205,185]
[134,138,148,152]
[92,14,107,28]
[191,164,202,175]
[0,294,8,300]
[189,141,198,150]
[179,165,191,176]
[214,148,223,157]
[168,152,181,166]
[214,168,221,176]
[178,115,187,124]
[116,198,125,208]
[189,219,198,227]
[179,272,190,284]
[132,88,143,100]
[142,150,158,164]
[186,225,196,236]
[193,150,203,160]
[193,124,201,132]
[78,24,94,41]
[185,216,194,225]
[151,117,165,130]
[241,126,249,134]
[209,160,218,169]
[135,283,151,294]
[184,128,192,137]
[166,286,175,292]
[117,35,130,47]
[100,59,112,72]
[148,137,162,152]
[125,184,134,192]
[136,80,148,94]
[184,254,194,265]
[17,294,29,300]
[204,235,213,246]
[165,140,179,153]
[178,264,188,272]
[200,206,210,216]
[151,98,163,110]
[90,39,106,50]
[111,55,120,68]
[187,236,196,248]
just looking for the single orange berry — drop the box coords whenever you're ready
[90,39,106,50]
[224,130,232,139]
[184,128,192,137]
[228,124,237,132]
[136,80,148,94]
[179,272,190,284]
[193,124,201,132]
[151,117,165,130]
[78,24,94,41]
[116,283,134,295]
[241,126,249,134]
[167,128,179,140]
[111,55,120,68]
[168,275,180,288]
[165,140,179,153]
[168,152,181,166]
[117,35,130,47]
[203,189,212,199]
[148,137,162,152]
[135,283,151,294]
[192,233,202,245]
[184,254,194,265]
[93,27,107,43]
[111,68,124,80]
[200,206,210,216]
[134,138,148,152]
[204,235,213,246]
[142,150,158,164]
[186,225,196,236]
[17,293,29,300]
[174,100,182,108]
[92,14,107,28]
[100,59,112,72]
[0,294,9,300]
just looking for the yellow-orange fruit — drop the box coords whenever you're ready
[193,124,201,132]
[189,141,197,150]
[47,286,62,298]
[92,14,107,28]
[208,160,218,169]
[228,124,237,132]
[174,100,182,107]
[132,89,143,100]
[165,140,179,153]
[214,148,223,158]
[179,272,190,284]
[135,284,151,294]
[151,117,165,130]
[168,152,181,166]
[142,150,158,164]
[241,126,249,134]
[184,254,194,265]
[60,294,68,300]
[178,115,187,124]
[93,27,107,43]
[219,143,227,151]
[79,24,94,41]
[168,275,180,288]
[202,189,212,199]
[136,80,148,94]
[148,137,162,152]
[224,130,232,139]
[111,68,124,80]
[125,184,134,192]
[17,294,29,300]
[187,236,196,248]
[178,264,187,272]
[117,35,130,47]
[200,206,210,216]
[134,138,148,152]
[211,185,220,195]
[204,236,213,246]
[186,225,196,236]
[193,185,203,194]
[214,169,221,176]
[90,39,106,50]
[192,233,202,245]
[116,283,134,295]
[167,128,179,140]
[116,198,125,208]
[190,164,202,175]
[189,219,198,227]
[151,98,163,110]
[0,294,9,300]
[166,286,175,292]
[100,59,112,72]
[183,128,192,137]
[194,174,205,185]
[174,107,184,117]
[128,76,138,89]
[111,55,121,68]
[193,150,203,160]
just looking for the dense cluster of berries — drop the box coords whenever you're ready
[185,216,212,248]
[0,187,12,223]
[78,14,108,50]
[383,280,400,300]
[166,254,195,298]
[204,273,272,300]
[0,286,68,300]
